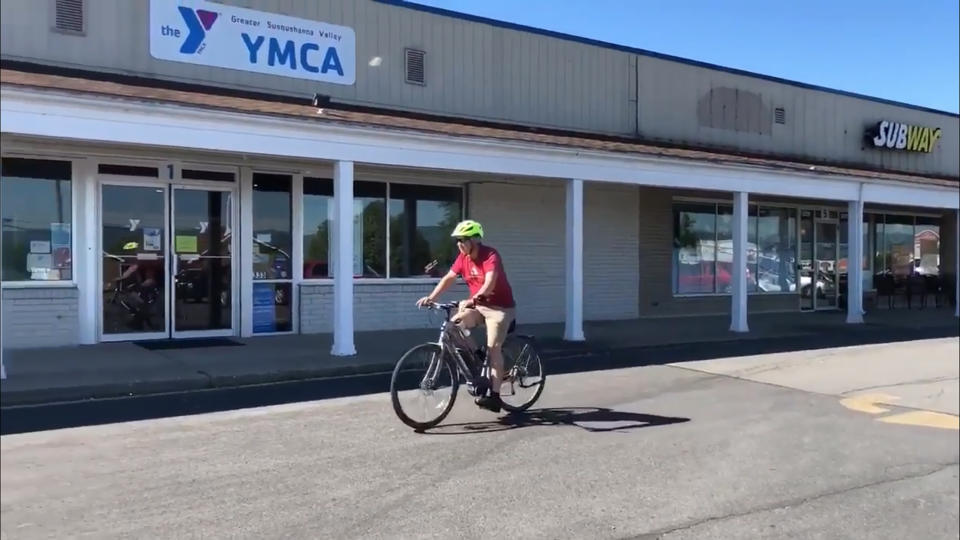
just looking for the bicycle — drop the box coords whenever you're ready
[107,278,160,331]
[390,301,546,430]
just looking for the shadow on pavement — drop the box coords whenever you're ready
[418,407,690,435]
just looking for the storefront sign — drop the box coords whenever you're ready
[149,0,356,85]
[867,120,942,153]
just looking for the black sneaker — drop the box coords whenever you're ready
[475,394,502,413]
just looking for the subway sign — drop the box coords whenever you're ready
[149,0,356,85]
[866,120,941,153]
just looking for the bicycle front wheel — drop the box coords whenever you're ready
[390,343,459,430]
[499,335,546,413]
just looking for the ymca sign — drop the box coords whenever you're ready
[149,0,356,85]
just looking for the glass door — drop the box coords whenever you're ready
[101,183,169,340]
[814,219,839,310]
[171,186,236,337]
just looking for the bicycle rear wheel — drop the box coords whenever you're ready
[390,343,459,430]
[499,335,545,413]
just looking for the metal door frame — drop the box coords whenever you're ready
[170,184,239,339]
[813,212,840,311]
[97,178,171,342]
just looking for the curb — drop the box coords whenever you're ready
[2,325,956,408]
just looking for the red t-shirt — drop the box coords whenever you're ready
[450,245,515,308]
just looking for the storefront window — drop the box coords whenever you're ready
[882,214,915,279]
[302,180,462,279]
[389,184,462,278]
[355,182,387,278]
[252,174,292,280]
[674,202,796,295]
[1,158,73,282]
[674,203,717,294]
[303,178,332,279]
[252,173,292,334]
[914,216,940,276]
[756,207,797,293]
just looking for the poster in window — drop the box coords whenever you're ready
[49,222,71,269]
[30,241,51,254]
[252,283,277,333]
[143,227,162,251]
[50,223,70,250]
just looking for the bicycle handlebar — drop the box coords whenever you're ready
[421,300,459,311]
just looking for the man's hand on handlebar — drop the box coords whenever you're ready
[415,296,435,308]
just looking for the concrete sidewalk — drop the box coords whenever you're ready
[1,309,957,407]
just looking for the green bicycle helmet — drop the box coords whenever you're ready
[451,219,484,238]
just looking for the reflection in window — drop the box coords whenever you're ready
[716,205,734,294]
[674,203,797,295]
[882,214,915,278]
[252,174,292,280]
[914,216,940,276]
[303,178,332,279]
[674,203,717,294]
[1,158,73,282]
[355,182,387,278]
[302,180,463,279]
[389,184,463,278]
[756,207,797,293]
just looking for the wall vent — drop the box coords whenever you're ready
[54,0,84,34]
[774,107,786,125]
[405,48,425,85]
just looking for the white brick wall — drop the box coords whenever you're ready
[1,287,80,349]
[584,183,641,320]
[299,178,641,332]
[300,282,469,333]
[471,180,640,324]
[470,181,565,324]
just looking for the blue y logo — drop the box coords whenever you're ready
[178,6,218,54]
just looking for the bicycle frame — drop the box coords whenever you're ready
[434,307,485,387]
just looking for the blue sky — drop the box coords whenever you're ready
[409,0,960,113]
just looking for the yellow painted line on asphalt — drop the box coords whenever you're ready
[838,393,900,414]
[838,392,958,430]
[877,411,960,430]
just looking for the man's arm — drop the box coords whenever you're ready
[471,268,498,301]
[418,270,458,306]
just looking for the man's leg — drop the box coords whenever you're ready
[476,306,515,407]
[451,307,483,351]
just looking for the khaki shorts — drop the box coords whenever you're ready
[452,305,516,348]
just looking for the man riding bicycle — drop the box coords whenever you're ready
[416,219,516,413]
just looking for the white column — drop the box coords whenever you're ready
[730,191,749,333]
[331,161,356,356]
[564,179,585,341]
[76,159,98,344]
[239,167,254,337]
[292,174,304,333]
[846,199,864,323]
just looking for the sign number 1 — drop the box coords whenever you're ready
[167,164,174,180]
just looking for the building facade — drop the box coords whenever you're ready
[1,0,958,352]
